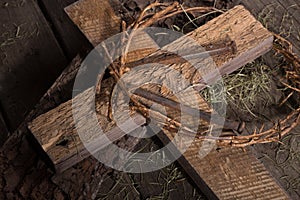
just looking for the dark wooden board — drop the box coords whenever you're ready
[0,0,68,132]
[37,0,92,59]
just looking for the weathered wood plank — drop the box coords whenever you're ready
[186,5,273,85]
[119,5,274,91]
[65,0,159,63]
[29,4,272,172]
[37,0,92,59]
[64,0,121,46]
[179,146,289,199]
[27,0,159,172]
[0,0,68,132]
[0,59,139,199]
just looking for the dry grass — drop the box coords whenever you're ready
[225,60,273,117]
[200,59,274,118]
[97,138,206,199]
[147,164,184,200]
[257,3,277,29]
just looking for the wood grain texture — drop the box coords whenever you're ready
[187,5,273,79]
[65,0,160,63]
[0,68,140,199]
[28,4,287,199]
[123,5,274,91]
[65,0,121,46]
[175,139,290,199]
[0,0,68,132]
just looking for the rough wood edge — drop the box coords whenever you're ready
[64,0,121,46]
[55,114,146,172]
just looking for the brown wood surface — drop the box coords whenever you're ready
[29,4,274,172]
[27,4,288,199]
[0,0,68,132]
[0,1,133,199]
[27,0,160,172]
[119,5,274,91]
[65,0,121,46]
[29,81,146,172]
[65,0,159,63]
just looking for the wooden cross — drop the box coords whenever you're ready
[28,1,289,199]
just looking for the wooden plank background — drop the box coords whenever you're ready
[0,0,68,133]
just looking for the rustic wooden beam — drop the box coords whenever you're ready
[64,0,121,46]
[28,4,289,199]
[64,0,161,63]
[28,0,160,173]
